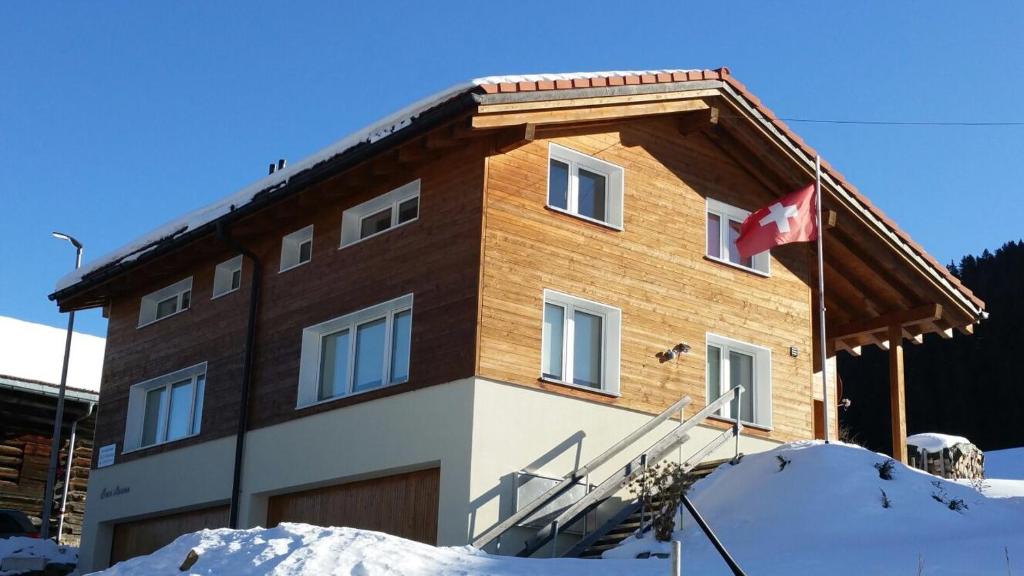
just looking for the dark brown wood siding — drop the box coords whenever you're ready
[110,505,229,565]
[267,468,439,545]
[92,140,487,466]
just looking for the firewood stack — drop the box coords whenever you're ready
[908,441,985,480]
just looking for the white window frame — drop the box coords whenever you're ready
[705,197,771,276]
[546,143,624,230]
[280,225,314,272]
[123,362,207,452]
[340,180,421,248]
[138,277,192,328]
[540,289,621,396]
[705,333,772,429]
[211,255,243,299]
[296,293,414,408]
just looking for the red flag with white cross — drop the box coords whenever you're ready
[735,183,818,259]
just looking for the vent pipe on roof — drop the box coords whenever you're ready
[267,159,287,175]
[267,162,276,175]
[277,158,286,171]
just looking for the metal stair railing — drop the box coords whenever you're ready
[507,385,744,558]
[471,393,693,550]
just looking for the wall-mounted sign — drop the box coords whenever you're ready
[97,444,116,468]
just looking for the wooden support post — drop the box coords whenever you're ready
[888,324,907,463]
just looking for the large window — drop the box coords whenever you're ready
[547,144,624,229]
[340,180,420,247]
[541,290,621,394]
[297,294,414,407]
[138,277,192,327]
[280,225,314,272]
[706,334,771,428]
[706,198,770,275]
[123,363,206,451]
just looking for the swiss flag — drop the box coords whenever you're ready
[735,183,818,259]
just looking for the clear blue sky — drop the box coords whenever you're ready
[3,2,1022,337]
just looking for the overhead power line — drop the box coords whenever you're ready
[772,117,1024,127]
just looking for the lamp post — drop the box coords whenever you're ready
[40,232,82,541]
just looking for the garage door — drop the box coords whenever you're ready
[110,505,228,565]
[267,468,439,545]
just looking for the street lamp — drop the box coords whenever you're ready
[40,232,83,541]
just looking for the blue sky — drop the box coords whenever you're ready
[3,2,1022,337]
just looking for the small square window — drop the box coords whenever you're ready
[706,198,770,275]
[540,290,621,395]
[341,180,420,247]
[546,144,624,229]
[280,225,314,272]
[212,255,243,299]
[139,277,192,327]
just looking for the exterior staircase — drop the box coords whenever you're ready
[573,459,728,558]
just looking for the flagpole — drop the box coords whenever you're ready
[814,154,830,444]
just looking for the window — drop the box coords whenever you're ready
[706,198,770,274]
[212,255,243,298]
[340,180,420,247]
[123,363,206,451]
[541,290,621,394]
[280,225,313,272]
[547,143,624,229]
[296,294,414,407]
[138,277,192,327]
[706,334,771,428]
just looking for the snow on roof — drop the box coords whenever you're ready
[53,70,693,294]
[907,432,973,453]
[0,316,105,393]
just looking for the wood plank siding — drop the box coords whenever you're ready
[267,468,440,545]
[93,140,488,465]
[477,118,818,442]
[109,505,229,564]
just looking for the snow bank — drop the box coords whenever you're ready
[0,537,77,575]
[0,316,105,393]
[985,447,1024,479]
[606,442,1024,575]
[907,432,972,453]
[89,523,660,576]
[55,70,692,294]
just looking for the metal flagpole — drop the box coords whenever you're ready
[814,155,830,444]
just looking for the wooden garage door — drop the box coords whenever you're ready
[267,468,439,545]
[110,505,228,565]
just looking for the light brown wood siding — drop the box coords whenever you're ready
[478,118,817,442]
[110,505,228,565]
[267,468,439,545]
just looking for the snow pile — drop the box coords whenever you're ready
[0,316,105,392]
[907,432,971,453]
[985,447,1024,479]
[90,523,653,576]
[0,537,77,575]
[606,442,1024,575]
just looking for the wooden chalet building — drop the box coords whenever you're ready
[50,69,984,570]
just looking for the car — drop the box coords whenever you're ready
[0,509,40,539]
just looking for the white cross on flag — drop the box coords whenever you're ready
[735,183,818,259]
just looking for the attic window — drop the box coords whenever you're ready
[547,143,624,230]
[138,277,192,327]
[340,180,420,247]
[280,225,313,272]
[212,255,243,299]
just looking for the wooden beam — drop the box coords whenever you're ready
[476,89,721,115]
[705,125,794,196]
[902,328,924,345]
[492,123,536,154]
[831,303,942,342]
[889,324,907,463]
[677,106,719,135]
[471,99,709,129]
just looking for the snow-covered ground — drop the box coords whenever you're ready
[86,442,1024,576]
[0,537,77,575]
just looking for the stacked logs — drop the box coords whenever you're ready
[908,441,985,480]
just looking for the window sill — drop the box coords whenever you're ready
[707,414,773,432]
[538,376,620,398]
[122,431,201,455]
[210,287,240,301]
[338,217,418,250]
[295,379,409,410]
[137,307,189,329]
[279,259,311,274]
[545,205,623,232]
[703,255,770,278]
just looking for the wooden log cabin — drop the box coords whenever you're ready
[50,69,984,570]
